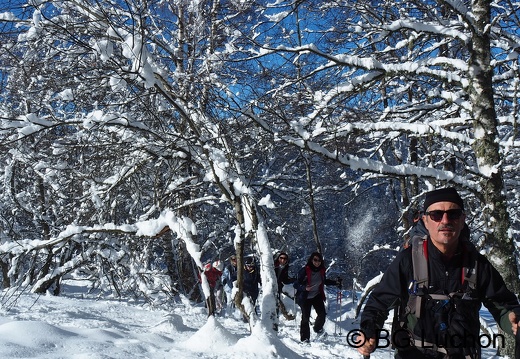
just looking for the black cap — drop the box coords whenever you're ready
[424,187,464,212]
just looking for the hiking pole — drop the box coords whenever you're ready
[336,287,343,335]
[334,286,340,335]
[515,318,520,359]
[339,281,343,335]
[293,291,296,314]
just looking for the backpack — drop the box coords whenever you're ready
[406,235,477,316]
[394,235,479,357]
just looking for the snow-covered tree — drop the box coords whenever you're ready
[230,0,520,282]
[2,0,520,353]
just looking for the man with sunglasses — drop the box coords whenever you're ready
[357,187,520,359]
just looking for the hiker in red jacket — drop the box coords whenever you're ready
[199,261,223,316]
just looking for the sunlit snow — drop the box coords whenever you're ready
[0,280,505,359]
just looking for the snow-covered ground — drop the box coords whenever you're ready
[0,281,505,358]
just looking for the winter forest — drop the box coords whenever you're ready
[1,0,520,353]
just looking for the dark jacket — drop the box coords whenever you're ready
[275,264,294,294]
[360,236,520,357]
[293,252,337,306]
[274,252,295,294]
[243,265,261,302]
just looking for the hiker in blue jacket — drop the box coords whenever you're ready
[294,251,341,342]
[221,255,237,314]
[357,187,520,359]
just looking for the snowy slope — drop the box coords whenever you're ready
[0,281,504,359]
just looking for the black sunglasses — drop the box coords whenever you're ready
[425,209,464,222]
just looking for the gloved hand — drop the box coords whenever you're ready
[305,283,318,291]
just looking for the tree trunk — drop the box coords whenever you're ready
[0,258,10,288]
[232,195,247,317]
[469,0,519,355]
[303,154,322,253]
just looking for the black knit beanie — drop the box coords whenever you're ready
[423,187,464,212]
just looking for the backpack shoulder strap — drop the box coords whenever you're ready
[411,236,478,292]
[410,235,428,318]
[461,239,478,291]
[411,235,428,286]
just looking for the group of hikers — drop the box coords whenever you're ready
[199,251,299,317]
[199,248,342,338]
[198,254,263,318]
[199,187,520,359]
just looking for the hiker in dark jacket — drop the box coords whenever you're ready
[243,256,261,304]
[274,251,295,295]
[273,251,296,329]
[294,251,341,342]
[357,187,520,359]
